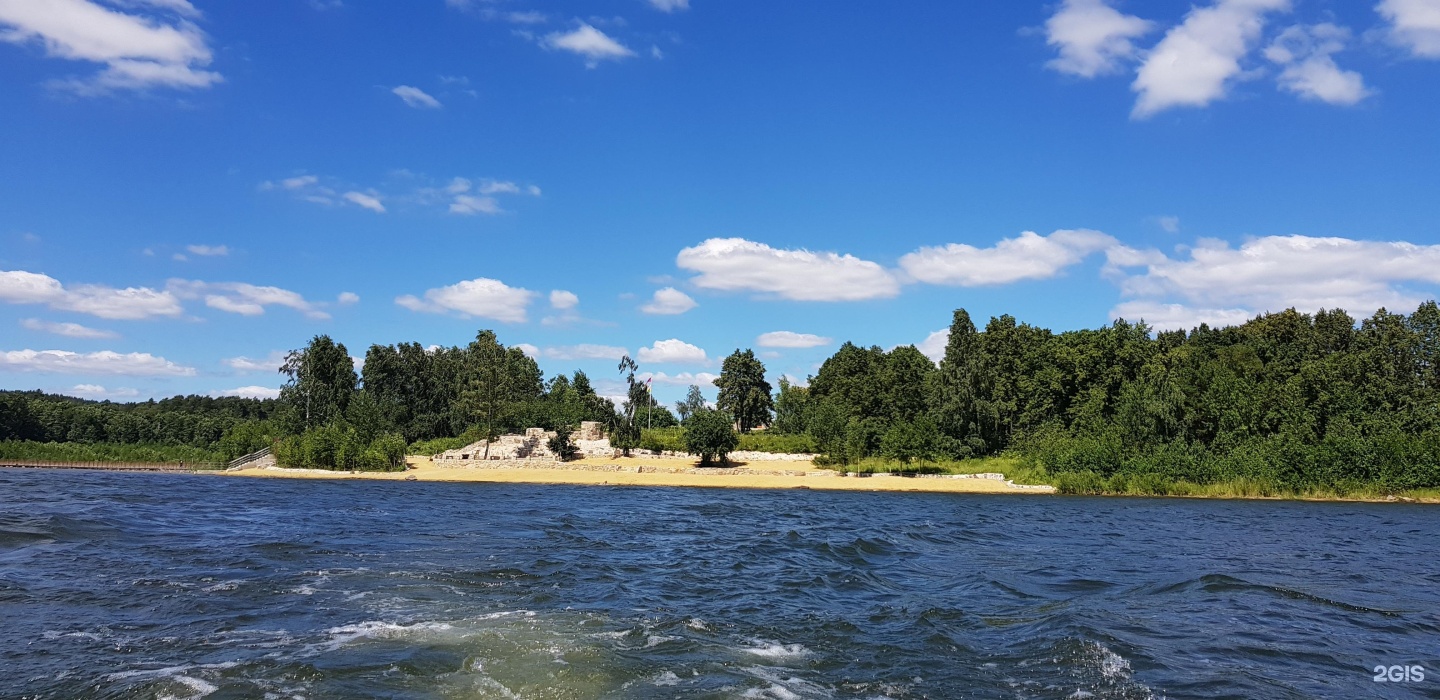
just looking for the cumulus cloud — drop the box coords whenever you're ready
[0,0,221,93]
[392,85,442,109]
[212,385,280,400]
[543,344,629,360]
[515,343,540,358]
[0,349,196,376]
[185,244,229,256]
[1045,0,1154,77]
[1107,234,1440,329]
[677,238,901,302]
[395,277,536,323]
[640,287,697,315]
[168,280,330,319]
[550,289,579,309]
[1108,301,1255,330]
[1378,0,1440,58]
[640,371,718,387]
[21,318,118,339]
[542,23,635,66]
[69,383,140,399]
[337,291,359,305]
[1265,24,1369,104]
[916,329,949,364]
[899,229,1117,286]
[1131,0,1291,118]
[222,351,287,374]
[637,339,708,364]
[648,0,689,11]
[342,191,385,213]
[1,269,182,320]
[756,331,832,348]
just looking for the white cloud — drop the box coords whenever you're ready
[212,385,280,400]
[395,277,536,323]
[637,338,707,364]
[280,175,318,190]
[550,289,579,309]
[392,84,442,109]
[640,287,697,315]
[449,194,501,215]
[168,280,329,319]
[515,343,540,358]
[478,180,522,195]
[756,331,832,348]
[648,0,689,12]
[1108,301,1255,330]
[677,238,900,302]
[185,244,228,256]
[69,383,140,399]
[0,0,221,93]
[337,291,359,305]
[543,23,635,66]
[1378,0,1440,58]
[1108,234,1440,327]
[899,229,1117,286]
[222,351,287,374]
[916,329,949,364]
[1131,0,1291,118]
[1045,0,1154,77]
[0,349,196,376]
[641,371,718,387]
[21,318,118,339]
[543,344,629,360]
[342,191,385,213]
[1158,216,1181,233]
[1264,24,1369,104]
[1,269,183,320]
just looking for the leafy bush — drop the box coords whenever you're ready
[683,409,739,466]
[0,440,223,465]
[548,424,579,461]
[737,431,817,454]
[275,422,407,471]
[640,427,686,453]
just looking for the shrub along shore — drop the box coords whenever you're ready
[5,302,1440,501]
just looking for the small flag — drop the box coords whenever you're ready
[645,377,653,392]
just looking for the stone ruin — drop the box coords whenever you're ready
[434,421,609,462]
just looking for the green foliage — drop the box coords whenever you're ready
[772,377,810,434]
[548,424,579,461]
[737,431,817,454]
[280,334,358,432]
[274,422,407,471]
[715,349,774,432]
[0,441,222,464]
[215,420,277,461]
[640,427,686,453]
[675,385,708,424]
[683,409,739,466]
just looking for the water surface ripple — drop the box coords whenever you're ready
[2,468,1437,698]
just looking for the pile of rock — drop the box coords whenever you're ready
[434,421,613,462]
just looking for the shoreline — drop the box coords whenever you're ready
[219,456,1055,495]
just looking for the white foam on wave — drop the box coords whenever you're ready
[740,665,833,699]
[653,670,681,686]
[738,639,811,660]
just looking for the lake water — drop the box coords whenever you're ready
[2,468,1437,699]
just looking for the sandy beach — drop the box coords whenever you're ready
[222,455,1056,495]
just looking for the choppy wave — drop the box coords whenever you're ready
[3,468,1438,698]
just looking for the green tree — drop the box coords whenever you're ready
[772,376,810,434]
[548,424,579,461]
[280,335,358,432]
[611,355,642,455]
[714,349,774,433]
[683,408,739,466]
[674,384,708,423]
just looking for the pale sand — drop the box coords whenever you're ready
[222,455,1055,495]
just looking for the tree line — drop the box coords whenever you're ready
[6,301,1439,488]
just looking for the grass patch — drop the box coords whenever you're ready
[817,455,1051,484]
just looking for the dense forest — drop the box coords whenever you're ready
[4,301,1440,494]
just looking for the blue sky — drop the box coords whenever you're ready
[2,0,1439,405]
